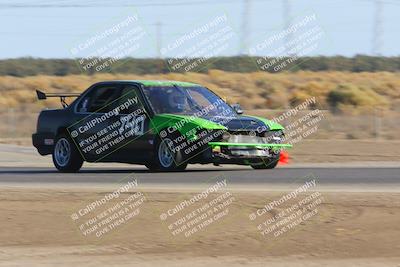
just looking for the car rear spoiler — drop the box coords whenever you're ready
[36,90,80,108]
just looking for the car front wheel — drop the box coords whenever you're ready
[251,153,280,169]
[146,136,187,172]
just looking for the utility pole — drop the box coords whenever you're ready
[283,0,293,56]
[240,0,251,55]
[156,21,162,59]
[373,0,383,55]
[156,21,163,73]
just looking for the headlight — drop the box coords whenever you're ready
[264,130,283,144]
[222,132,231,141]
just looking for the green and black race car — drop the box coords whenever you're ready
[32,80,292,172]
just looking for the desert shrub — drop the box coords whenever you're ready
[327,84,388,113]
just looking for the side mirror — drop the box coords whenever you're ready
[231,103,243,115]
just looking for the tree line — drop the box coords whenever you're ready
[0,55,400,77]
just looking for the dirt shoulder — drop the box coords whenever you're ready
[0,187,399,266]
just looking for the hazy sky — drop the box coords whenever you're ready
[0,0,399,59]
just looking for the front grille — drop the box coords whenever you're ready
[226,134,265,144]
[218,130,284,158]
[223,130,283,144]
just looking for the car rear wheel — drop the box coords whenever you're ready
[52,134,83,172]
[251,153,280,169]
[146,136,187,172]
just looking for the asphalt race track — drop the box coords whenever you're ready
[0,166,399,188]
[0,144,398,189]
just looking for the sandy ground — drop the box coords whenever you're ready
[0,140,399,266]
[0,186,399,266]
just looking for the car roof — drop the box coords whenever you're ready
[96,80,200,87]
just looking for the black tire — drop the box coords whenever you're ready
[52,133,83,173]
[251,154,280,170]
[146,135,187,172]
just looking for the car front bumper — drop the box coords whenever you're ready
[188,142,292,165]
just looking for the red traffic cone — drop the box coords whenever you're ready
[279,150,289,165]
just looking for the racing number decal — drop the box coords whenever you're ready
[119,114,145,137]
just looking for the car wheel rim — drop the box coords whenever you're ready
[158,138,174,168]
[55,138,71,167]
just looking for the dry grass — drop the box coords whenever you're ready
[0,71,399,112]
[0,71,399,139]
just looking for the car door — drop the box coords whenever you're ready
[113,84,153,163]
[69,83,124,162]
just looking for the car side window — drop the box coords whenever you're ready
[118,85,146,114]
[77,85,120,113]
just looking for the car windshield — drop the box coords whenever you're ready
[142,86,237,118]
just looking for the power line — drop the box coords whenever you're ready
[3,0,400,8]
[0,0,243,8]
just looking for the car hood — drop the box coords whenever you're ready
[205,115,283,132]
